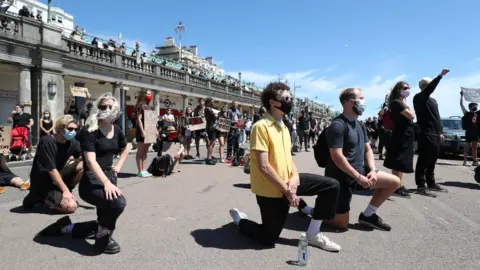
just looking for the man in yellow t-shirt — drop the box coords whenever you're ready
[229,82,341,252]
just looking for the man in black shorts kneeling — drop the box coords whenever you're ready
[0,149,30,194]
[23,115,83,214]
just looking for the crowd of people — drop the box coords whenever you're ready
[67,25,262,95]
[0,67,458,257]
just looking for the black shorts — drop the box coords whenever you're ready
[0,172,18,186]
[195,129,207,139]
[207,129,217,141]
[466,129,478,143]
[326,169,370,214]
[135,128,145,143]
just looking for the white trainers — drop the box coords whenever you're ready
[229,208,248,225]
[307,233,341,252]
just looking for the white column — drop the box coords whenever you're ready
[19,66,31,114]
[153,90,160,117]
[182,95,189,111]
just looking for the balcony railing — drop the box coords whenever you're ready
[0,13,20,35]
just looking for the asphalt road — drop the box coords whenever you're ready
[1,145,480,270]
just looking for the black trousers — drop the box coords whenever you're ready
[378,129,391,155]
[238,173,340,246]
[73,170,126,237]
[309,131,316,146]
[415,134,440,187]
[227,128,239,158]
[297,129,309,150]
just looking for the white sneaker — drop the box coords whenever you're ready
[307,233,341,252]
[229,208,248,225]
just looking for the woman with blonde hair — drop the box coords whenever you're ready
[39,110,54,137]
[135,89,154,177]
[38,93,130,254]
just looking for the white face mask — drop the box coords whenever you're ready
[98,109,117,123]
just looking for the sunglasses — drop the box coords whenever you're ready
[98,105,113,110]
[66,127,76,132]
[403,86,410,90]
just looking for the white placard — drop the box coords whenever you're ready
[462,87,480,102]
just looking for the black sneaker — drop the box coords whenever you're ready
[416,185,437,197]
[297,199,308,217]
[427,183,448,193]
[206,159,217,165]
[358,213,391,231]
[95,234,121,254]
[393,186,411,198]
[38,216,72,236]
[379,153,383,160]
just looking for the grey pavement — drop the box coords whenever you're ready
[1,146,480,269]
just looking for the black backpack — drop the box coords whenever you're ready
[313,117,348,168]
[147,155,174,177]
[232,148,245,167]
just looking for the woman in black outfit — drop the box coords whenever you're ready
[38,92,130,254]
[384,81,416,198]
[135,90,154,177]
[39,110,54,137]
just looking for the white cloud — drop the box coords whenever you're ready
[232,69,480,119]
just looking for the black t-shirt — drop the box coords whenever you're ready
[463,111,476,131]
[79,125,127,170]
[298,115,309,130]
[193,105,205,117]
[325,115,368,182]
[413,75,443,135]
[309,118,316,129]
[204,107,217,130]
[68,106,79,116]
[389,100,411,132]
[30,135,81,187]
[12,113,32,127]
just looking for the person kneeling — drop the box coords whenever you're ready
[229,82,341,252]
[148,126,184,177]
[22,115,83,214]
[0,149,30,194]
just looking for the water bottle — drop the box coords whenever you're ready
[297,232,308,266]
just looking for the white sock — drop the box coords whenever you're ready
[363,204,378,217]
[229,208,245,226]
[61,224,74,234]
[307,219,322,237]
[302,206,313,216]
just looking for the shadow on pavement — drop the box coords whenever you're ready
[117,172,138,178]
[33,235,102,256]
[440,181,480,190]
[10,205,63,215]
[233,183,250,189]
[190,223,297,250]
[283,212,374,233]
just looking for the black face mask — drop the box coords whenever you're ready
[274,99,293,115]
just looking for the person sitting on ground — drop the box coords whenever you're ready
[148,126,185,177]
[229,82,341,252]
[22,115,83,214]
[0,149,30,194]
[312,87,400,231]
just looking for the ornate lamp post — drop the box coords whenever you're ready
[175,21,186,62]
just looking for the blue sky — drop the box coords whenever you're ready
[47,0,480,118]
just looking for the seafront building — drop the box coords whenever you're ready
[0,0,333,145]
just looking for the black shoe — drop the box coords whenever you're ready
[416,185,437,197]
[379,154,383,160]
[358,213,391,231]
[297,199,308,217]
[95,234,121,254]
[393,186,411,198]
[427,183,447,193]
[38,216,72,236]
[206,159,217,165]
[291,152,296,156]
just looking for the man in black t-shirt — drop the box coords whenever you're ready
[308,112,317,146]
[22,115,83,214]
[413,68,450,197]
[153,126,185,175]
[7,104,34,158]
[460,90,479,167]
[193,97,208,159]
[297,110,310,151]
[204,97,218,165]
